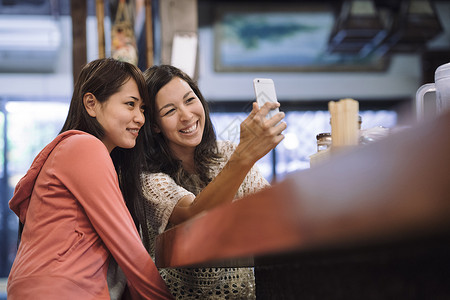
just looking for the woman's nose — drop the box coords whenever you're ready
[178,106,192,121]
[134,109,145,125]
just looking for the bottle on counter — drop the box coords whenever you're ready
[316,133,332,152]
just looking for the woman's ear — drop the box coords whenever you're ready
[83,93,98,117]
[153,124,161,134]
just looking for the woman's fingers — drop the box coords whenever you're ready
[237,99,288,164]
[243,102,286,136]
[240,102,260,129]
[272,131,285,145]
[256,101,280,120]
[273,119,287,135]
[248,102,259,119]
[265,121,287,145]
[265,111,285,128]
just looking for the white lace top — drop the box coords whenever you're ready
[141,140,270,299]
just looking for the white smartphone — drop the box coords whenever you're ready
[253,78,280,119]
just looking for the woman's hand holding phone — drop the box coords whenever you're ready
[235,101,286,167]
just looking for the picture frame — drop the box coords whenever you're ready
[213,3,389,72]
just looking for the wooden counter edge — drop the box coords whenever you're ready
[156,111,450,268]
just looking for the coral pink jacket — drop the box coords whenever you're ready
[7,130,172,299]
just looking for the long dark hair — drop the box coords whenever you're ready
[142,65,220,194]
[60,57,149,229]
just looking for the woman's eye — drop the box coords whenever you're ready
[186,97,196,104]
[126,102,135,107]
[162,108,175,116]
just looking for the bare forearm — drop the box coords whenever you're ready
[169,153,253,225]
[193,153,252,210]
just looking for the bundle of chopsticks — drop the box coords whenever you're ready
[329,98,359,148]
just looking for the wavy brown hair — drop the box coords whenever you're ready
[142,65,221,194]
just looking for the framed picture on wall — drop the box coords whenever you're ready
[213,3,389,72]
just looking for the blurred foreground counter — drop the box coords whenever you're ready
[156,111,450,299]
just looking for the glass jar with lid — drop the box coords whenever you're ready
[316,133,332,152]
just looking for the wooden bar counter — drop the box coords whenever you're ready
[155,111,450,299]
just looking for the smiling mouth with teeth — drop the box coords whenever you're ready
[180,122,198,134]
[127,129,140,137]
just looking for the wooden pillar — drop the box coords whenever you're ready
[96,0,106,58]
[145,0,154,67]
[71,0,87,84]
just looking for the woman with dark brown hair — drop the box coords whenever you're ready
[140,64,286,299]
[7,58,173,300]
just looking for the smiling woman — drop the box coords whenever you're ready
[6,58,173,300]
[134,64,287,299]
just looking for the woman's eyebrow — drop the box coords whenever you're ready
[159,103,174,112]
[183,91,193,99]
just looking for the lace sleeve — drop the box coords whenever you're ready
[239,164,270,197]
[141,172,193,235]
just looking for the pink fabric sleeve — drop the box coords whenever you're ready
[54,135,173,299]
